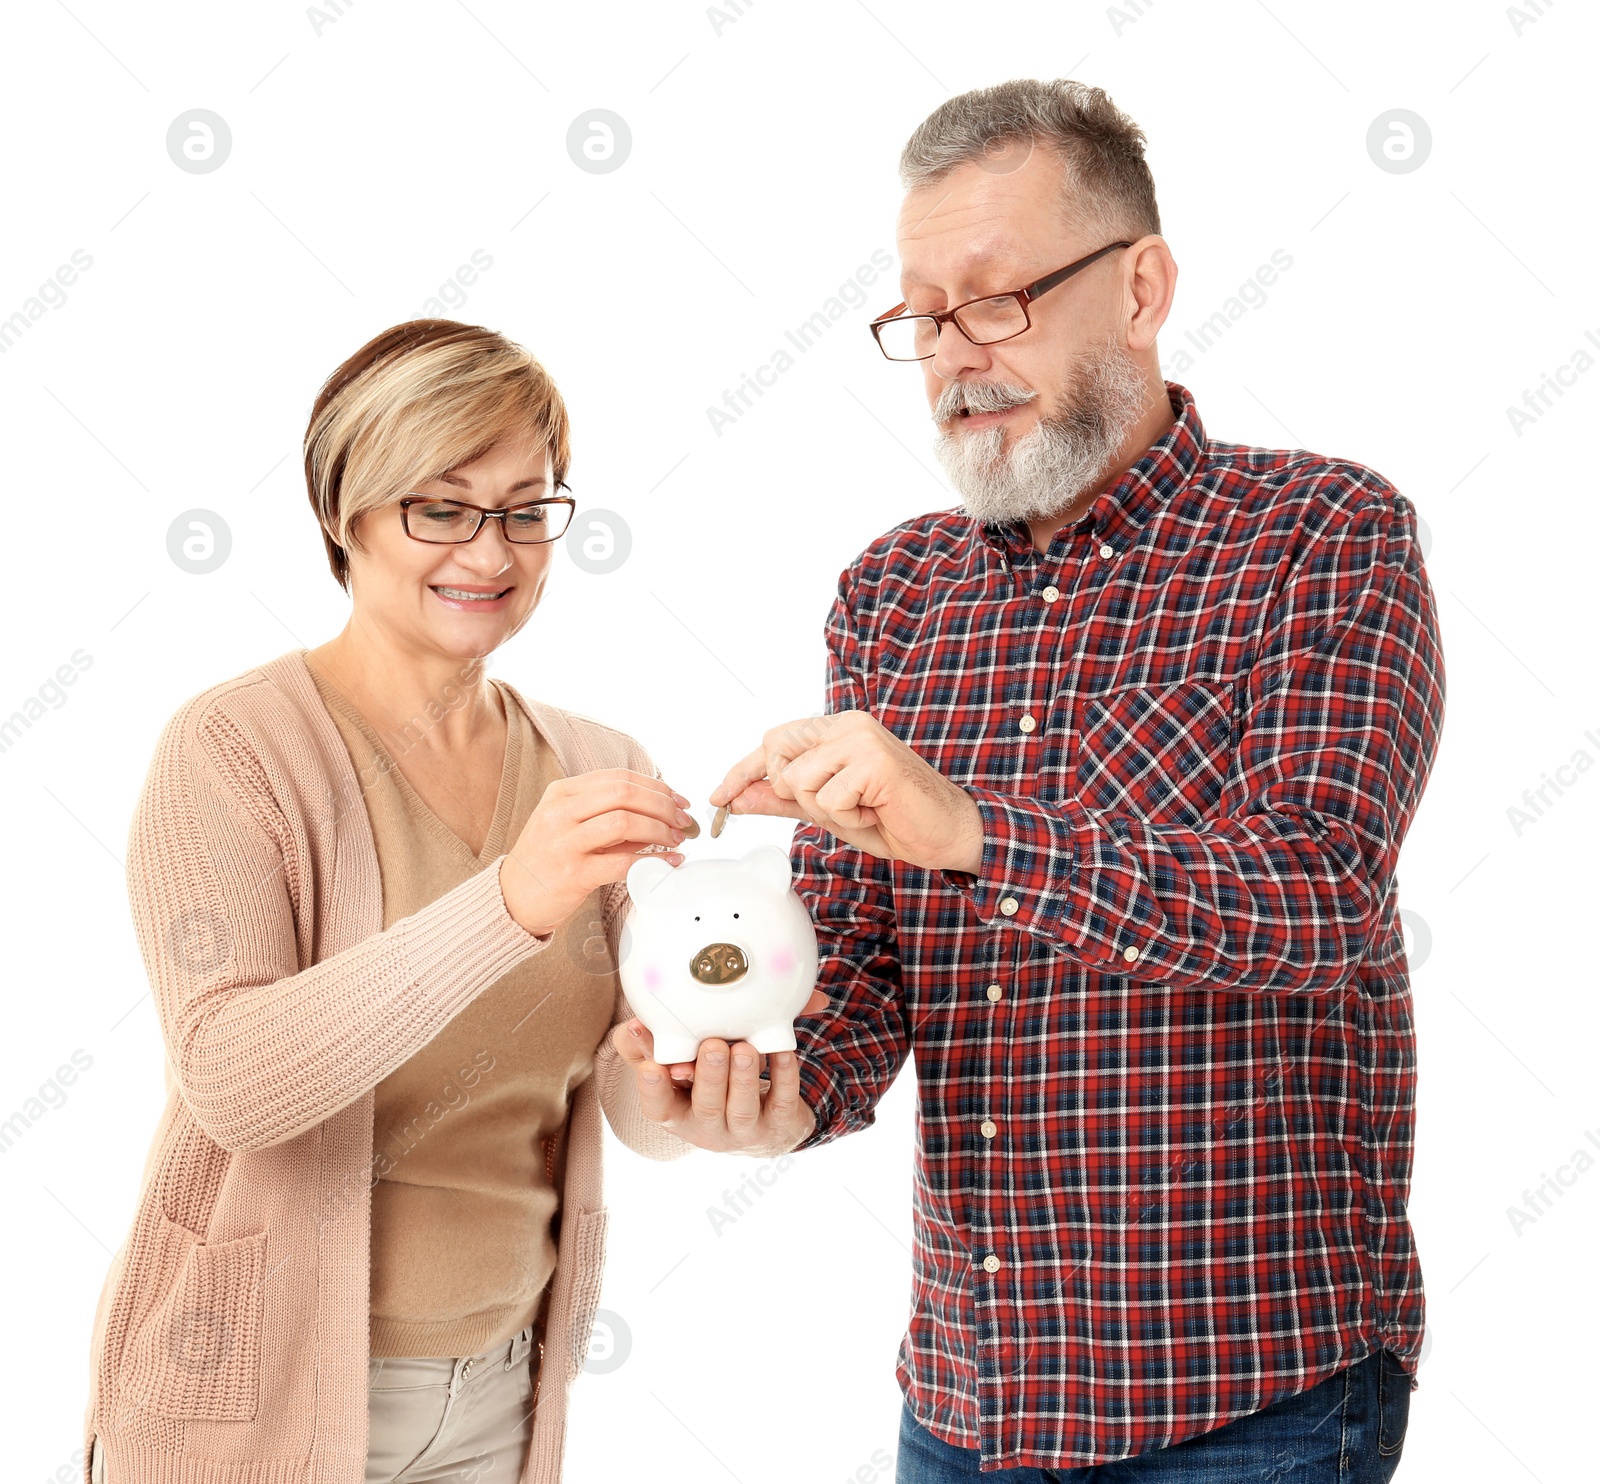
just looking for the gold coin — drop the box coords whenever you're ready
[678,813,700,840]
[710,805,729,839]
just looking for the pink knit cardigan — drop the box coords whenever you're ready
[82,647,690,1484]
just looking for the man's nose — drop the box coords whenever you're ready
[930,316,992,384]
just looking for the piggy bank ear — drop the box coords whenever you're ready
[740,844,793,894]
[626,855,677,905]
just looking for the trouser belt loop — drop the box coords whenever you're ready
[505,1322,535,1370]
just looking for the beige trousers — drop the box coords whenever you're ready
[87,1324,540,1484]
[365,1324,540,1483]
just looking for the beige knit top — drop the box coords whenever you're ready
[82,648,691,1484]
[307,667,616,1359]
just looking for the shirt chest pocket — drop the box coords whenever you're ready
[1071,681,1237,829]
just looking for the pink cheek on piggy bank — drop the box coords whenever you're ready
[768,945,795,976]
[643,964,661,994]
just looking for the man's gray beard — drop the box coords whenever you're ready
[933,335,1151,527]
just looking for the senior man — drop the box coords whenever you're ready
[614,78,1443,1482]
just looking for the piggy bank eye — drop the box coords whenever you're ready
[694,915,700,922]
[733,912,740,919]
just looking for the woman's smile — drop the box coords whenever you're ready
[429,582,514,610]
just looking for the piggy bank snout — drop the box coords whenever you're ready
[690,941,749,986]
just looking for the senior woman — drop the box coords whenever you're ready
[81,319,708,1484]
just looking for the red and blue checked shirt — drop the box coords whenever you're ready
[788,380,1445,1471]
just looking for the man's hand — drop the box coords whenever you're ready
[611,1012,823,1157]
[707,710,984,873]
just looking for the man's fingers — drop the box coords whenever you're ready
[724,1042,763,1133]
[689,1038,731,1122]
[719,778,812,824]
[710,752,820,819]
[708,746,769,808]
[762,1049,804,1139]
[630,1034,813,1155]
[801,989,829,1015]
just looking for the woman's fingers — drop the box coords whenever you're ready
[614,1019,692,1124]
[612,1018,653,1064]
[566,772,693,835]
[635,1062,691,1127]
[574,807,688,853]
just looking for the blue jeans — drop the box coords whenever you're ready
[895,1349,1410,1483]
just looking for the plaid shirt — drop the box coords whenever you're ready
[788,380,1444,1471]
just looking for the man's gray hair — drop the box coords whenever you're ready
[899,78,1161,246]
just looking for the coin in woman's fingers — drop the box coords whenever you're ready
[678,814,700,839]
[710,805,729,839]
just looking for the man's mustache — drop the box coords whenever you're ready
[933,380,1040,421]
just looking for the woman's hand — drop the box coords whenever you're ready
[609,1012,825,1156]
[498,768,692,938]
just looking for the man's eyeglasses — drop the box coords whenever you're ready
[398,486,576,545]
[868,241,1132,362]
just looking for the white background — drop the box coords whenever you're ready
[1,2,1594,1481]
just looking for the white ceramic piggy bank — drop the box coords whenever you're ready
[618,845,820,1064]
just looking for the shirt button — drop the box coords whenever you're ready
[1099,543,1115,559]
[982,1253,1001,1273]
[1018,713,1036,734]
[999,897,1019,916]
[1040,585,1060,602]
[980,1119,997,1139]
[986,984,1003,1002]
[1122,944,1140,963]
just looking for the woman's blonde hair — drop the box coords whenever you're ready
[303,319,572,591]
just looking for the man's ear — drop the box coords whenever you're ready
[626,855,677,905]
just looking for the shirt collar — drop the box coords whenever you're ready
[974,379,1204,564]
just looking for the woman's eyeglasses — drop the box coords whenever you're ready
[398,487,576,545]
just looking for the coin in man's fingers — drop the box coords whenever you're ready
[710,805,729,839]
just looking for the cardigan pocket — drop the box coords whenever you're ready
[564,1207,610,1384]
[122,1211,269,1421]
